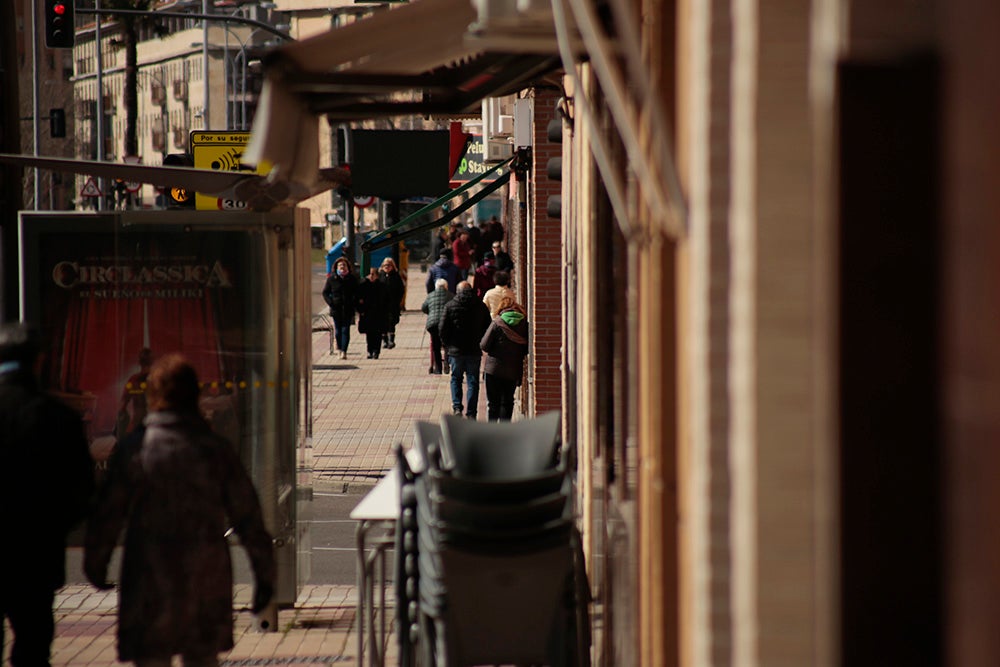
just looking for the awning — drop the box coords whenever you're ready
[245,0,562,175]
[264,0,561,120]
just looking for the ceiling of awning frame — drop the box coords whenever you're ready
[256,0,565,121]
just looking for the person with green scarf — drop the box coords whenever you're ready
[479,296,530,422]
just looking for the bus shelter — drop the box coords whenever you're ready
[18,209,313,607]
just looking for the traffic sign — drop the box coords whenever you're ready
[354,195,376,209]
[80,177,101,198]
[190,131,270,211]
[123,155,142,192]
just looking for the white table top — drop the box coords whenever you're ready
[349,468,399,521]
[349,448,423,521]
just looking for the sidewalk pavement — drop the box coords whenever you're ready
[3,268,483,666]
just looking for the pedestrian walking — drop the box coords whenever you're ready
[473,251,497,299]
[482,270,516,318]
[0,322,95,667]
[429,226,449,265]
[492,240,514,273]
[322,257,359,359]
[439,281,491,419]
[378,257,405,349]
[84,353,275,667]
[421,277,454,374]
[117,346,153,440]
[425,248,460,294]
[357,267,389,359]
[481,296,530,421]
[452,230,474,280]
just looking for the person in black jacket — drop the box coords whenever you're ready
[491,240,514,273]
[322,257,359,360]
[378,257,405,349]
[439,281,491,419]
[480,296,530,421]
[425,249,460,294]
[357,267,389,359]
[0,322,94,665]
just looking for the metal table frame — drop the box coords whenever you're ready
[351,464,403,667]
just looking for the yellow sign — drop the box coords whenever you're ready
[190,131,270,211]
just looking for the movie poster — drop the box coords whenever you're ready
[19,213,264,460]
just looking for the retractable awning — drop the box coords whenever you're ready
[262,0,561,120]
[245,0,561,178]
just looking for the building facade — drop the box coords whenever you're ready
[528,0,1000,665]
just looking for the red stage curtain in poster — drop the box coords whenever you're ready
[34,227,249,440]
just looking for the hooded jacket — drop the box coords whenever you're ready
[425,257,460,293]
[85,410,275,661]
[480,308,530,384]
[440,288,491,356]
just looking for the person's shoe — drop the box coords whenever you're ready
[453,407,463,416]
[466,414,477,420]
[367,352,373,359]
[443,363,451,373]
[431,366,443,375]
[373,353,379,359]
[340,351,347,360]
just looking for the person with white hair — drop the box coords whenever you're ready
[439,281,491,418]
[420,277,453,374]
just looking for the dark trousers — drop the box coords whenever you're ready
[484,373,517,421]
[1,585,55,666]
[449,354,482,417]
[365,331,383,357]
[428,328,444,371]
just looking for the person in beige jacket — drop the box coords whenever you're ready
[482,270,516,318]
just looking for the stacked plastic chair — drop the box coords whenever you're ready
[395,412,590,667]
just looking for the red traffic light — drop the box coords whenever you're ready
[44,0,74,48]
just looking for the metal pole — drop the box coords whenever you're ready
[95,0,104,210]
[224,27,230,129]
[202,0,210,129]
[31,0,40,210]
[241,50,247,130]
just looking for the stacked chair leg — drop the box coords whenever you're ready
[395,412,591,667]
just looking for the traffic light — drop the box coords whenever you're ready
[44,0,74,49]
[162,153,195,208]
[50,108,66,138]
[545,118,563,219]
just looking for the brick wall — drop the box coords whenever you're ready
[530,87,564,415]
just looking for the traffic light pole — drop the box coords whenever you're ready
[31,0,40,209]
[95,0,104,210]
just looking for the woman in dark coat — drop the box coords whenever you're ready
[480,296,530,422]
[378,257,405,349]
[322,257,359,359]
[85,354,276,666]
[357,267,389,359]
